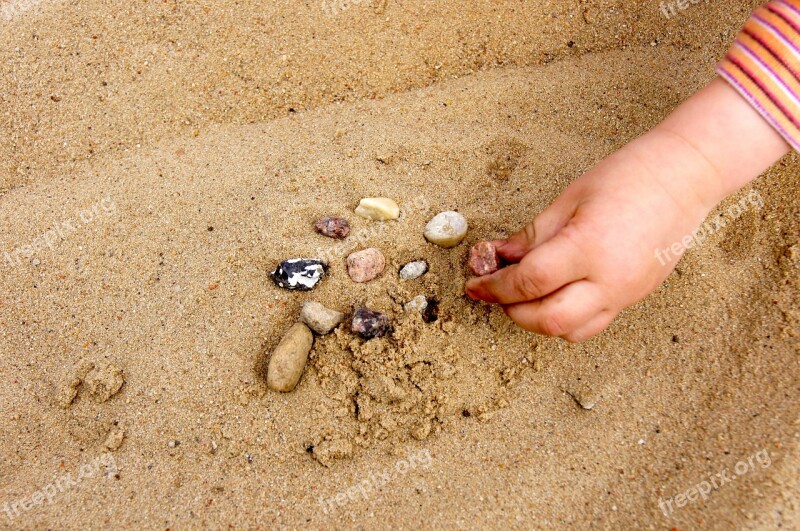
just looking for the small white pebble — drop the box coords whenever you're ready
[424,211,468,248]
[404,295,428,313]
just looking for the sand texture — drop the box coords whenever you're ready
[1,0,798,528]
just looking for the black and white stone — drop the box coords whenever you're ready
[270,259,328,291]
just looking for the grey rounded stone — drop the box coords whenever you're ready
[399,260,428,280]
[300,301,344,335]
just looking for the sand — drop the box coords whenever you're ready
[1,0,798,528]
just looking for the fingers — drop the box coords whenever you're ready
[496,204,576,263]
[501,281,605,338]
[494,222,538,263]
[465,233,587,305]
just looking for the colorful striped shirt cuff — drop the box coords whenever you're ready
[717,0,800,151]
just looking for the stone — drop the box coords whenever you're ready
[404,295,428,313]
[567,387,599,410]
[351,307,391,339]
[424,211,468,248]
[399,260,428,280]
[267,323,314,392]
[300,301,344,335]
[468,241,500,276]
[354,197,400,221]
[313,216,350,239]
[270,259,327,291]
[346,248,386,283]
[84,363,125,403]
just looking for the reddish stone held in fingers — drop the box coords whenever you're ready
[314,216,350,239]
[468,241,500,276]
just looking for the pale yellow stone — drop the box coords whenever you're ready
[354,197,400,221]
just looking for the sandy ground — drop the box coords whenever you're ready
[0,0,798,528]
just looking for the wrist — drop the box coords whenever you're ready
[653,77,790,205]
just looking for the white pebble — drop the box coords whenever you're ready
[399,260,428,280]
[424,211,468,248]
[354,197,400,221]
[404,295,428,313]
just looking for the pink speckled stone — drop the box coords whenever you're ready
[346,248,386,283]
[468,241,500,276]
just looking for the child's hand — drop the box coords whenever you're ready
[465,136,712,342]
[465,79,789,342]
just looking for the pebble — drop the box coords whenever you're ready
[354,197,400,221]
[103,428,125,451]
[404,295,428,313]
[424,211,468,248]
[468,241,500,276]
[351,307,391,339]
[399,260,428,280]
[300,301,344,335]
[270,258,327,291]
[267,323,314,392]
[346,248,386,283]
[313,216,350,239]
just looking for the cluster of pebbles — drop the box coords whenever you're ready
[265,197,501,393]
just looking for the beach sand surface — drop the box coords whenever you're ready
[0,0,798,528]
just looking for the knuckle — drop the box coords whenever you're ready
[522,221,537,243]
[517,264,550,299]
[539,311,567,337]
[515,271,544,299]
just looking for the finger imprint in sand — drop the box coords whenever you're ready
[267,323,314,392]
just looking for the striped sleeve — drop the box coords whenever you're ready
[717,0,800,151]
